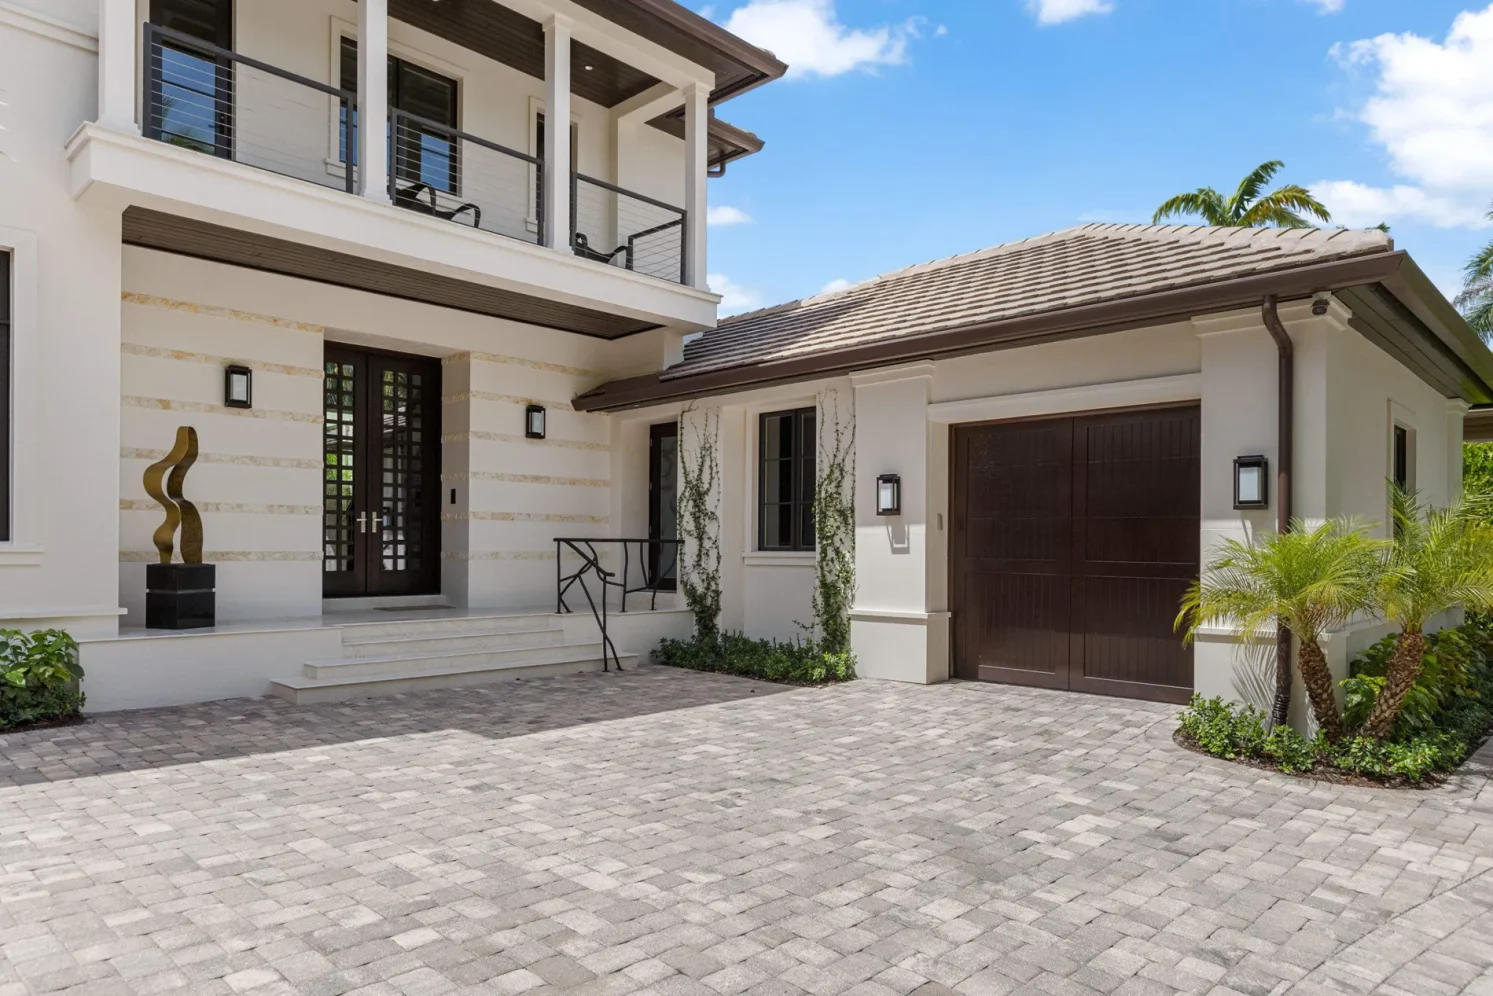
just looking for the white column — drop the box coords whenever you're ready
[98,0,140,134]
[682,83,709,290]
[542,16,573,251]
[357,0,389,201]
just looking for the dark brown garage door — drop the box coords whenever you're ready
[951,405,1199,704]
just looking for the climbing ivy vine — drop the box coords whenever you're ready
[812,390,856,655]
[677,404,722,641]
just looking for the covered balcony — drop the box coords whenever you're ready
[70,0,783,335]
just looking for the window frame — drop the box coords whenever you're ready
[337,37,461,194]
[0,248,10,543]
[0,227,39,564]
[757,407,817,553]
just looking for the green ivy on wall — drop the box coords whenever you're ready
[812,390,856,655]
[677,404,722,640]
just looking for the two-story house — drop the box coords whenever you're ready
[1,0,783,707]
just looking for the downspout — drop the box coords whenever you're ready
[1261,295,1294,728]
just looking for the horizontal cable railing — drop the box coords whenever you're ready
[555,538,683,672]
[143,23,358,194]
[570,175,687,285]
[390,109,541,245]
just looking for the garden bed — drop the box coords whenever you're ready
[1175,619,1493,788]
[1,629,85,734]
[655,633,855,686]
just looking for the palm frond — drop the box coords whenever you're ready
[1153,189,1226,226]
[1377,483,1493,628]
[1227,161,1286,220]
[1466,237,1493,284]
[1238,186,1332,228]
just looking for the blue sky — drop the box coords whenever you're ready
[699,0,1493,314]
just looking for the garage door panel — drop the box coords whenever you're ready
[958,573,1069,686]
[1071,575,1194,696]
[952,405,1199,704]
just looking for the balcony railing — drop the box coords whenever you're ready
[389,109,541,245]
[141,24,689,285]
[145,23,359,194]
[571,175,687,285]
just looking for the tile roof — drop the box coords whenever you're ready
[666,223,1394,382]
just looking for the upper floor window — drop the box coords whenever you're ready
[0,250,11,541]
[759,408,816,552]
[338,38,459,194]
[148,0,233,157]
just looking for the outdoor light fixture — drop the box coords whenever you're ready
[876,474,902,516]
[1234,455,1269,510]
[224,365,252,409]
[525,404,546,440]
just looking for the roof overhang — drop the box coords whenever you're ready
[575,250,1493,412]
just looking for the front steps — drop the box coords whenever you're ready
[269,611,635,704]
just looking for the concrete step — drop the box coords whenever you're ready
[334,611,559,640]
[269,651,636,705]
[303,642,612,680]
[341,626,565,658]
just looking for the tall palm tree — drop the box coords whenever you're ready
[1177,519,1384,740]
[1454,202,1493,339]
[1360,486,1493,739]
[1153,160,1332,229]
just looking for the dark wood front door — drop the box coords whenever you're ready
[323,345,441,598]
[951,406,1200,703]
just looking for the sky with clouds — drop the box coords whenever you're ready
[700,0,1493,315]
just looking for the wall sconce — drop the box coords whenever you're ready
[525,404,546,439]
[1234,455,1269,510]
[876,473,901,516]
[224,365,252,409]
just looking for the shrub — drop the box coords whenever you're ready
[1261,726,1318,773]
[1178,696,1265,759]
[0,629,83,730]
[656,632,855,685]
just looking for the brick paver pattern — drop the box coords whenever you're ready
[2,669,1492,996]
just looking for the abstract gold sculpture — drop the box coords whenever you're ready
[143,426,202,564]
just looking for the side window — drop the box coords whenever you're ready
[758,408,816,552]
[0,250,10,541]
[1393,423,1415,492]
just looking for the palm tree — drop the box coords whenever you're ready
[1359,487,1493,739]
[1454,202,1493,339]
[1153,160,1332,229]
[1177,519,1384,740]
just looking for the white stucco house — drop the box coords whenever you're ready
[2,0,1490,721]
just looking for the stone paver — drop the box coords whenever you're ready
[2,668,1492,995]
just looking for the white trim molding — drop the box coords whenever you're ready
[0,2,98,53]
[927,373,1202,425]
[849,361,936,388]
[0,227,41,566]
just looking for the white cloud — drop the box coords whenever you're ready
[708,273,763,315]
[1310,180,1490,229]
[723,0,914,78]
[1317,5,1493,229]
[818,278,855,295]
[707,205,753,226]
[1025,0,1114,26]
[1304,0,1345,12]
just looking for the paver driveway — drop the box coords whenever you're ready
[2,669,1492,996]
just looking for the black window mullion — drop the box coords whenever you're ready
[759,407,816,553]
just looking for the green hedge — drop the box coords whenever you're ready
[1178,616,1493,783]
[1,629,84,730]
[656,632,855,685]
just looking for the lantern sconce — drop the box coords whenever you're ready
[224,365,252,409]
[1233,455,1269,510]
[876,473,902,516]
[525,404,547,440]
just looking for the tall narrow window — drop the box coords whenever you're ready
[0,250,10,542]
[534,112,578,228]
[759,408,816,552]
[1393,424,1414,491]
[147,0,234,157]
[339,39,459,193]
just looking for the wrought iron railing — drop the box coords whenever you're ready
[144,23,358,193]
[570,175,687,285]
[389,109,541,244]
[555,538,682,672]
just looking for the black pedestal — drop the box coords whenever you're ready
[146,563,216,630]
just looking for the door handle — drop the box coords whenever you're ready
[357,512,369,534]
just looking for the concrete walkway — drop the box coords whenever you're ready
[1,669,1490,996]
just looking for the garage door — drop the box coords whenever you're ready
[950,405,1199,703]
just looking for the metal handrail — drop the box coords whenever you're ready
[555,538,683,672]
[143,22,359,194]
[569,173,688,285]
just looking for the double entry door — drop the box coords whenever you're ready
[323,345,441,598]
